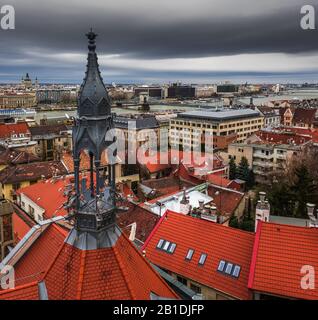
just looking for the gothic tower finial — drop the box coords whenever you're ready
[70,30,117,237]
[78,29,111,117]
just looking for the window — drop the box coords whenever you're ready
[28,205,35,218]
[232,265,241,278]
[163,241,171,251]
[190,283,202,294]
[157,239,164,249]
[168,243,177,254]
[186,249,194,261]
[225,263,233,275]
[177,276,188,286]
[217,260,226,272]
[157,239,177,254]
[198,254,207,266]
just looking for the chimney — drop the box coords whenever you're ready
[307,203,318,228]
[201,205,218,223]
[255,192,270,232]
[179,188,190,215]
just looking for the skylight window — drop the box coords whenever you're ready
[198,253,207,265]
[163,241,171,251]
[217,260,242,279]
[156,239,177,254]
[217,260,226,272]
[225,263,233,275]
[157,239,164,249]
[168,243,177,254]
[186,249,194,261]
[232,265,241,278]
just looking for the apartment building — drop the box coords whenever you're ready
[170,109,264,150]
[29,124,72,161]
[255,106,280,128]
[227,142,302,184]
[114,114,160,151]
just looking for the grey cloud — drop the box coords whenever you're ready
[0,0,318,82]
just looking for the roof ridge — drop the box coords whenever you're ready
[0,280,39,296]
[248,220,262,289]
[111,235,135,300]
[120,230,178,299]
[142,211,168,250]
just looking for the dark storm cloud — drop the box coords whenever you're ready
[0,0,318,82]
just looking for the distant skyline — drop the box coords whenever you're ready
[0,0,317,84]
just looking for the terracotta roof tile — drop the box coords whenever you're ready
[248,221,318,299]
[0,122,30,140]
[143,211,255,299]
[0,282,39,300]
[0,161,68,184]
[42,231,178,300]
[13,224,67,287]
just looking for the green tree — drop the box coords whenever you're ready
[290,164,317,218]
[237,157,254,190]
[229,157,237,180]
[268,182,294,216]
[237,157,250,181]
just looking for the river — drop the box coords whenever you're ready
[34,89,318,123]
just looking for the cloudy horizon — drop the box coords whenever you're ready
[0,0,317,84]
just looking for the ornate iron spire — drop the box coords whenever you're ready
[78,29,111,117]
[69,30,117,240]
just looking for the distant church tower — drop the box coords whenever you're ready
[22,73,32,89]
[68,29,117,245]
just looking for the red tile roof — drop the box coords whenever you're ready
[0,122,30,139]
[142,150,225,174]
[143,211,255,299]
[0,221,177,300]
[61,150,112,173]
[116,202,160,243]
[0,147,40,165]
[293,108,317,125]
[0,282,39,300]
[255,130,311,145]
[0,161,68,184]
[12,210,35,242]
[13,224,68,287]
[206,174,231,187]
[248,221,318,300]
[17,177,72,219]
[207,185,244,217]
[43,232,177,300]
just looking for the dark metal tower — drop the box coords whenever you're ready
[71,30,117,235]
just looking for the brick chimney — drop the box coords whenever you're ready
[255,191,270,232]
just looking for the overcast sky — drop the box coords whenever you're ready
[0,0,317,84]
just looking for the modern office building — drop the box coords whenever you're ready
[170,109,264,150]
